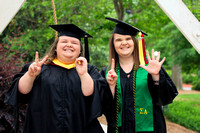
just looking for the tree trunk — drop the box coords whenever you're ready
[172,65,182,89]
[113,0,124,20]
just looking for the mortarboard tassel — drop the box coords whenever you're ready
[141,34,148,64]
[138,32,145,65]
[84,36,89,63]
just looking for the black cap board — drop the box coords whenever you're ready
[49,24,92,62]
[105,17,147,36]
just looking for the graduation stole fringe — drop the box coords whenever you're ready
[138,32,148,65]
[52,58,76,69]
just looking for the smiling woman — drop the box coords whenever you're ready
[56,36,81,64]
[5,24,106,133]
[113,34,134,58]
[100,17,178,133]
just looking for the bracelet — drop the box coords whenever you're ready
[153,80,159,84]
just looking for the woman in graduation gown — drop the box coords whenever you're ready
[5,24,105,133]
[101,17,178,133]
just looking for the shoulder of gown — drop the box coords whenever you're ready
[4,62,33,106]
[148,66,178,106]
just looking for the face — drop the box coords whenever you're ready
[56,36,81,63]
[113,33,134,58]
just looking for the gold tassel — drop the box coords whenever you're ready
[138,32,145,65]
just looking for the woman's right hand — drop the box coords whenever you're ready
[106,59,118,97]
[28,51,48,77]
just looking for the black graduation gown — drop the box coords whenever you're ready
[5,63,106,133]
[100,66,178,133]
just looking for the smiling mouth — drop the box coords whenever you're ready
[64,49,74,52]
[120,47,130,49]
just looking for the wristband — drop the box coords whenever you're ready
[153,80,159,84]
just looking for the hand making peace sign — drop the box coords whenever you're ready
[28,51,48,77]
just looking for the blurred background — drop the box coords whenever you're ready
[0,0,200,132]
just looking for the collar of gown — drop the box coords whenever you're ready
[52,58,75,69]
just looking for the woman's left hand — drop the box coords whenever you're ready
[139,49,165,76]
[75,57,88,76]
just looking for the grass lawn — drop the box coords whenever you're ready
[164,93,200,132]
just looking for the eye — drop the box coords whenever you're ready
[72,41,79,45]
[115,38,122,42]
[126,37,132,41]
[60,40,68,43]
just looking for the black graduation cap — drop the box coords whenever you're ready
[106,17,147,36]
[49,24,92,62]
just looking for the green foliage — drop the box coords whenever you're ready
[0,0,199,71]
[182,71,200,90]
[165,94,200,132]
[165,69,172,78]
[182,73,196,84]
[0,0,200,72]
[0,0,116,70]
[192,78,200,91]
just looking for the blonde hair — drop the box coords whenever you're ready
[108,34,140,69]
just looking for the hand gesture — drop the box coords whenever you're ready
[107,58,118,87]
[139,49,165,76]
[75,57,88,76]
[28,51,48,77]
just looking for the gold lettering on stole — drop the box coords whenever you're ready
[140,108,147,114]
[140,108,143,114]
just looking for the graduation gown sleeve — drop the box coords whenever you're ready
[4,63,33,107]
[84,64,108,124]
[148,67,178,106]
[5,63,106,133]
[100,66,116,125]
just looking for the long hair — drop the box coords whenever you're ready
[108,34,140,69]
[45,37,83,64]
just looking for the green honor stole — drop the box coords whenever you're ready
[106,63,154,132]
[135,66,154,132]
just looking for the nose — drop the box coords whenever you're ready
[66,42,72,47]
[121,40,127,45]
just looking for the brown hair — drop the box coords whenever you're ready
[45,37,83,64]
[108,34,140,69]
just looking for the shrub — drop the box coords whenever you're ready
[0,40,28,132]
[165,94,200,132]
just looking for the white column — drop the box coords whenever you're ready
[0,0,26,34]
[154,0,200,54]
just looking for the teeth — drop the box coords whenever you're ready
[64,49,73,52]
[121,47,129,49]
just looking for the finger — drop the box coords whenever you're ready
[156,52,160,61]
[111,58,115,70]
[159,57,166,65]
[78,60,82,65]
[152,49,155,60]
[75,59,83,65]
[38,55,48,67]
[76,57,87,65]
[107,76,113,81]
[29,65,34,73]
[35,51,39,63]
[33,66,38,72]
[146,50,151,62]
[139,64,147,70]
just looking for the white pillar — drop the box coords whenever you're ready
[154,0,200,54]
[0,0,26,34]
